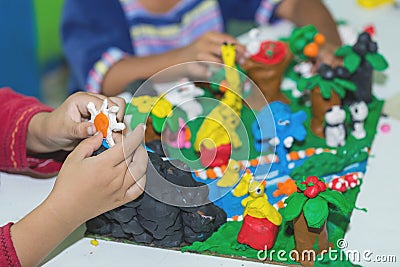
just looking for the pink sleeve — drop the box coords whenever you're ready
[0,87,62,176]
[0,223,21,267]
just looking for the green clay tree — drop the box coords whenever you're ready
[335,31,388,104]
[297,64,356,137]
[288,24,326,61]
[284,176,351,266]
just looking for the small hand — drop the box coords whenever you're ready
[182,31,246,65]
[312,42,343,73]
[45,124,147,226]
[27,92,126,153]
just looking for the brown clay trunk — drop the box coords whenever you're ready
[145,116,161,143]
[241,46,292,104]
[292,212,330,267]
[310,87,341,138]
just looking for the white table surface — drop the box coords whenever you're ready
[1,1,400,266]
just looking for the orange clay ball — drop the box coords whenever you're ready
[303,42,319,58]
[94,112,109,137]
[314,33,326,45]
[219,80,228,93]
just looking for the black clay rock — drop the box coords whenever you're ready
[85,152,227,247]
[108,207,136,223]
[86,215,111,235]
[110,223,130,239]
[133,231,154,243]
[121,217,145,236]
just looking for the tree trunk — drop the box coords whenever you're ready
[145,116,161,143]
[241,45,292,105]
[292,212,331,267]
[310,87,341,138]
[344,59,373,105]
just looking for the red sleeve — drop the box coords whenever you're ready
[0,88,62,176]
[0,223,21,267]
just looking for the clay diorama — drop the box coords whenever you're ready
[86,26,387,266]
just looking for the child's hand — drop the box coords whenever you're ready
[9,125,147,266]
[27,92,126,153]
[45,124,147,227]
[182,31,247,64]
[317,42,342,68]
[311,42,343,74]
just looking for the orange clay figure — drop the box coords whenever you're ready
[87,99,126,147]
[273,178,297,198]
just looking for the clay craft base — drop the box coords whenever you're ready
[86,84,383,266]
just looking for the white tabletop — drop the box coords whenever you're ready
[1,1,400,266]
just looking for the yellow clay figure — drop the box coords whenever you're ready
[241,180,267,207]
[232,170,253,197]
[151,97,173,118]
[221,43,241,94]
[194,104,242,151]
[242,180,282,226]
[194,43,243,153]
[243,196,282,226]
[217,159,241,187]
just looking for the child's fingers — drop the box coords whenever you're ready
[124,175,146,203]
[68,133,103,160]
[198,52,222,63]
[115,144,147,188]
[71,92,107,119]
[70,121,96,138]
[207,31,238,45]
[100,124,145,166]
[126,145,148,182]
[112,132,123,144]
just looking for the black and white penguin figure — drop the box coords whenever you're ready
[349,101,368,139]
[324,105,346,147]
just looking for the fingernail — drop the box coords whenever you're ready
[87,125,94,135]
[94,131,101,136]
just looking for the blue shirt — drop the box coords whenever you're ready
[61,0,281,93]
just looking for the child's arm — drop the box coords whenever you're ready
[61,0,246,96]
[276,0,341,46]
[101,31,246,96]
[0,88,61,176]
[10,125,147,267]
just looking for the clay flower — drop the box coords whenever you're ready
[131,96,157,113]
[298,176,327,198]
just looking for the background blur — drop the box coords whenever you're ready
[0,0,256,107]
[0,0,67,107]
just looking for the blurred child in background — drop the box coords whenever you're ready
[61,0,341,96]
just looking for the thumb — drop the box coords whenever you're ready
[70,132,103,160]
[70,121,96,139]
